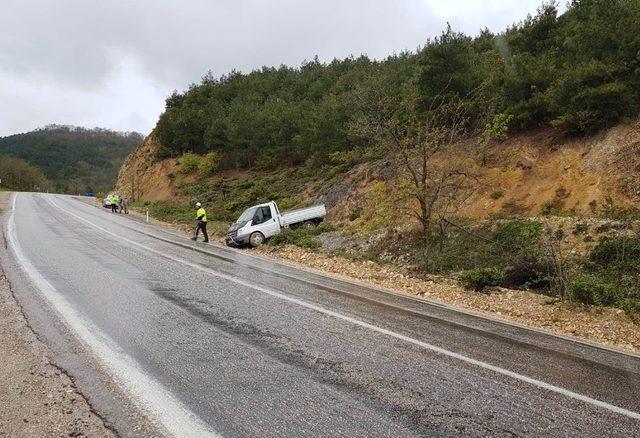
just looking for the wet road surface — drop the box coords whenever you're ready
[3,192,640,437]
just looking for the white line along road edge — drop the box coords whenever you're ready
[46,195,640,422]
[6,194,221,438]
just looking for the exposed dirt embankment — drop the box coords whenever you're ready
[114,135,180,201]
[116,123,640,221]
[469,124,640,217]
[324,123,640,221]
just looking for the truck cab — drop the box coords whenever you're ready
[227,201,282,246]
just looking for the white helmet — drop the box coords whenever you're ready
[195,202,201,208]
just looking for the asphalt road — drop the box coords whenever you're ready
[3,192,640,437]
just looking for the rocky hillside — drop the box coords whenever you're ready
[326,123,640,221]
[114,135,179,201]
[116,122,640,221]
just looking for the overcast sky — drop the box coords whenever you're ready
[0,0,553,137]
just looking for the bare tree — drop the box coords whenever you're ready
[352,82,491,246]
[540,225,572,298]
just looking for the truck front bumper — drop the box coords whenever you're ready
[226,232,250,246]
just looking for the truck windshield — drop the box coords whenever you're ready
[237,206,257,223]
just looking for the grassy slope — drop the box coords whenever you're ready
[131,162,347,232]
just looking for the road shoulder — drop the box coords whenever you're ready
[0,192,114,437]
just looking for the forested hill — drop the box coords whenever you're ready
[154,0,640,170]
[0,125,143,193]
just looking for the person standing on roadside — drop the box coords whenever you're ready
[191,202,209,243]
[109,194,118,213]
[122,197,129,214]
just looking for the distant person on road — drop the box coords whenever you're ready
[121,197,129,214]
[191,202,209,243]
[117,197,124,214]
[109,194,118,213]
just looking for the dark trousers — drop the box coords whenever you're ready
[111,204,118,213]
[195,221,209,241]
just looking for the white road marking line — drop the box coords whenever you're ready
[48,195,640,422]
[7,194,221,438]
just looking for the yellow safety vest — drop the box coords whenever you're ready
[196,207,207,222]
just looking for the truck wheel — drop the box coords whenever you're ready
[302,221,316,229]
[249,231,266,247]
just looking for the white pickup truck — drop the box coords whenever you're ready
[226,200,326,247]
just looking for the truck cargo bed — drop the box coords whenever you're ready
[281,204,326,227]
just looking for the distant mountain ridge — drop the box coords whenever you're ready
[0,125,143,193]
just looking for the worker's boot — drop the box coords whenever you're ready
[191,236,197,241]
[204,239,209,243]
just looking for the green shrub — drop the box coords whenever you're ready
[503,260,550,290]
[277,197,303,211]
[459,267,506,292]
[255,151,279,170]
[484,113,513,142]
[304,152,330,169]
[329,149,363,167]
[617,297,640,315]
[590,236,640,266]
[598,196,640,221]
[137,201,194,223]
[495,220,543,251]
[198,152,219,177]
[569,274,618,306]
[550,77,634,135]
[268,229,321,250]
[489,191,504,200]
[180,153,200,174]
[540,201,554,216]
[539,201,571,217]
[554,228,565,241]
[349,207,362,221]
[595,223,613,234]
[573,223,589,235]
[267,222,334,249]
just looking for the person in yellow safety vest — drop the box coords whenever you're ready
[191,202,209,243]
[109,194,118,213]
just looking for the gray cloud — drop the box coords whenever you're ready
[0,0,547,136]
